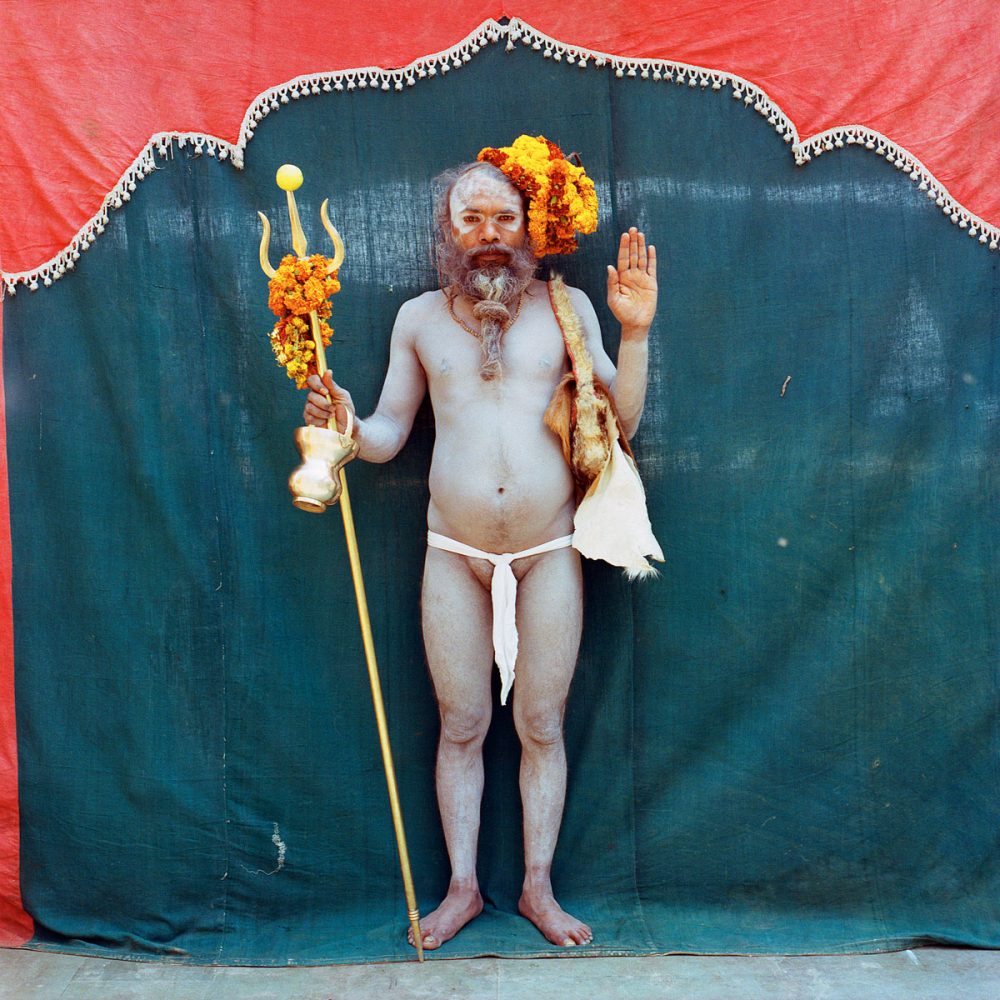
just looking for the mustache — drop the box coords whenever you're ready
[458,244,536,299]
[466,245,513,264]
[435,225,539,293]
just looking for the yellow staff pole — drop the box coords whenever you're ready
[309,347,425,963]
[336,472,425,962]
[259,164,425,960]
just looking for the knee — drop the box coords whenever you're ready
[439,704,491,748]
[514,705,565,751]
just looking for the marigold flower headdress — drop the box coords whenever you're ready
[477,135,599,258]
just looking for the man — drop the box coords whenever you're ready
[304,138,658,950]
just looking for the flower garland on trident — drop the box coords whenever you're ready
[477,134,598,257]
[267,253,341,389]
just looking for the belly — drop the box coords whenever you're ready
[427,403,575,552]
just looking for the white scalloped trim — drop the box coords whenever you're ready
[4,16,996,296]
[508,19,1000,254]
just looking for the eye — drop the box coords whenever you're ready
[498,214,516,223]
[462,215,482,224]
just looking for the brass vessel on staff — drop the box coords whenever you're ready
[287,424,358,512]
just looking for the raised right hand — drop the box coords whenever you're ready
[304,371,356,434]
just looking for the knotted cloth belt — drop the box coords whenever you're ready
[426,531,575,704]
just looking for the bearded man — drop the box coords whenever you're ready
[304,137,659,950]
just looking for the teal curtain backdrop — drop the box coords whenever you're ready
[4,45,998,964]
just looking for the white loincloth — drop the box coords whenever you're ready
[571,438,664,579]
[426,531,575,704]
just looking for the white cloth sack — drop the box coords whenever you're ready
[572,439,664,578]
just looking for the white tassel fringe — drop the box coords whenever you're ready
[4,16,996,296]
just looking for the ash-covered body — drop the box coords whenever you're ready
[304,157,658,952]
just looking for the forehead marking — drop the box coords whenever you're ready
[450,174,521,209]
[449,173,524,235]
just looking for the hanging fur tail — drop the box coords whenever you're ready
[544,274,664,578]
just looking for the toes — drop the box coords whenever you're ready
[408,928,440,950]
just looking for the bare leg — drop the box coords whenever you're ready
[407,546,494,950]
[511,547,592,946]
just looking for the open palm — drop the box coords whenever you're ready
[607,227,658,333]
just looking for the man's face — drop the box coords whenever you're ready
[449,170,527,265]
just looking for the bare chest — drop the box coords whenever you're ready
[417,294,568,406]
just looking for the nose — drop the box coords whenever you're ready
[480,219,500,242]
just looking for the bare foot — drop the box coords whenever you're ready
[518,889,593,947]
[407,884,484,951]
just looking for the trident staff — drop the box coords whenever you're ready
[257,164,425,961]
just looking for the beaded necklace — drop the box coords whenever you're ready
[445,292,523,337]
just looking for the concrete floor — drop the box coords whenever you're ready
[0,948,998,1000]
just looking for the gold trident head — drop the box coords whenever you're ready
[257,163,345,278]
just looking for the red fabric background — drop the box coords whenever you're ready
[0,306,33,944]
[1,1,998,278]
